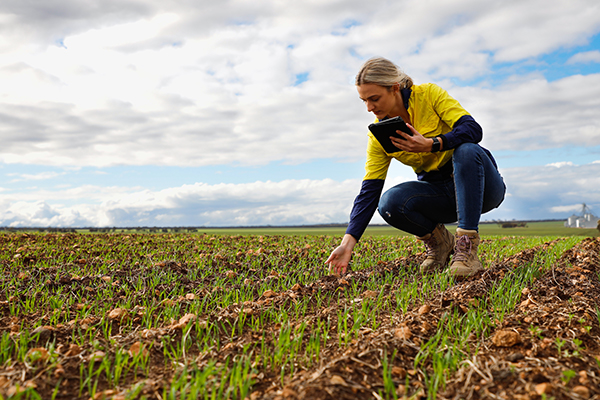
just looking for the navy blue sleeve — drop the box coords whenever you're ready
[440,115,482,150]
[345,179,385,241]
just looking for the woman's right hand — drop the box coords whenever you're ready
[326,234,357,275]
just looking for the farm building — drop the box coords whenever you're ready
[564,204,599,228]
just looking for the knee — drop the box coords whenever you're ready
[378,191,393,221]
[379,187,410,222]
[452,143,484,167]
[453,142,480,159]
[378,186,414,221]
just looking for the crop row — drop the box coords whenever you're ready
[0,232,597,399]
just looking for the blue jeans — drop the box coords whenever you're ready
[378,143,506,236]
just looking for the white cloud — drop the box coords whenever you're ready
[1,0,600,226]
[0,178,363,227]
[567,50,600,64]
[64,13,180,50]
[462,73,600,151]
[498,161,600,219]
[1,0,599,168]
[3,69,598,167]
[8,171,64,182]
[550,204,588,213]
[546,161,575,168]
[2,159,599,227]
[474,0,600,63]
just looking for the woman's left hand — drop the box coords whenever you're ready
[389,123,433,153]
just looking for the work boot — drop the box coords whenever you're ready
[448,228,484,277]
[417,223,455,273]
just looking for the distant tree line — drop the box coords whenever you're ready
[0,227,201,233]
[498,222,528,228]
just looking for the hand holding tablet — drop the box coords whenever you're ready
[368,116,413,153]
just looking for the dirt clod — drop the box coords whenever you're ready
[361,290,378,298]
[492,329,522,347]
[418,304,431,314]
[226,270,237,279]
[394,325,412,341]
[572,386,591,399]
[329,375,346,386]
[128,342,148,358]
[108,307,127,321]
[65,344,82,357]
[535,382,552,395]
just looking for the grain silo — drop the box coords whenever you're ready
[564,204,599,228]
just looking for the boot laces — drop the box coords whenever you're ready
[453,235,472,262]
[423,235,439,257]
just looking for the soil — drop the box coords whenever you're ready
[0,235,599,400]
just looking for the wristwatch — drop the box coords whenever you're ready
[431,137,441,153]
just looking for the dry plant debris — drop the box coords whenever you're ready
[0,233,599,399]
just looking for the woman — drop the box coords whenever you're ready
[326,57,505,277]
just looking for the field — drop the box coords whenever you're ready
[188,221,599,238]
[1,228,599,399]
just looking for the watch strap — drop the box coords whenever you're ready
[431,137,441,152]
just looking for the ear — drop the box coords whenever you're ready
[392,83,401,94]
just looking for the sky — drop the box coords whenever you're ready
[1,0,600,228]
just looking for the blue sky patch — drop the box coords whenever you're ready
[0,159,367,193]
[451,33,600,87]
[494,145,600,169]
[294,72,309,86]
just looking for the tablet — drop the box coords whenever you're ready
[368,116,413,153]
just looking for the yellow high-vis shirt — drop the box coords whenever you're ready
[364,83,470,181]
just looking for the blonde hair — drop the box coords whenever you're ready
[355,57,413,89]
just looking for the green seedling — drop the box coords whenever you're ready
[561,369,577,385]
[529,325,543,340]
[555,337,566,357]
